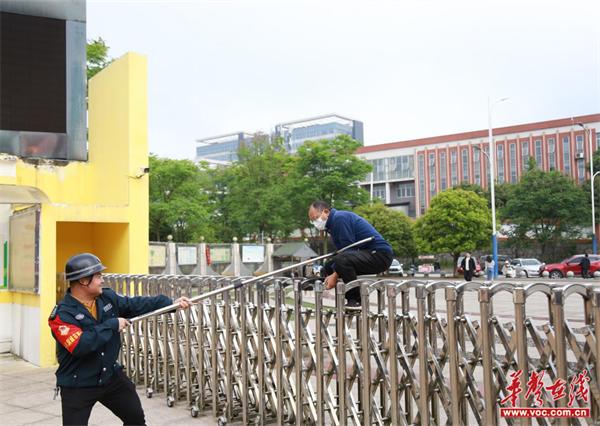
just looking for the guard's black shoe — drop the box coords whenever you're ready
[344,299,362,311]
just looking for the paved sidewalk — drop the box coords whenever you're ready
[0,354,217,426]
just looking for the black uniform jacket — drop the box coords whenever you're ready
[49,287,171,387]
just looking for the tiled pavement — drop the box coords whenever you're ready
[0,354,218,426]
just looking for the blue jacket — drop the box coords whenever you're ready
[48,288,171,387]
[325,208,393,253]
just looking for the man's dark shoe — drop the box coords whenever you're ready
[344,299,362,310]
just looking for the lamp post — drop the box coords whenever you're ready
[576,122,597,254]
[488,97,509,278]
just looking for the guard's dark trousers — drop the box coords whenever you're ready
[324,249,393,303]
[60,369,145,426]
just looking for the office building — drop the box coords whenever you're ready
[356,113,600,218]
[195,114,363,163]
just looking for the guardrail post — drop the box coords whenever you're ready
[551,288,569,426]
[445,286,462,424]
[386,284,400,424]
[294,279,304,425]
[416,284,429,426]
[314,279,325,425]
[479,285,497,426]
[360,282,371,425]
[336,280,347,426]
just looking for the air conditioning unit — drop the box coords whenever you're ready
[576,153,585,160]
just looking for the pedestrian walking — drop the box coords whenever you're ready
[308,201,393,309]
[484,255,495,281]
[581,253,591,278]
[49,253,192,426]
[460,252,476,281]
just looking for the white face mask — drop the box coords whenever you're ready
[312,217,327,231]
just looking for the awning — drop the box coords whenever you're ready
[0,184,50,203]
[272,242,318,259]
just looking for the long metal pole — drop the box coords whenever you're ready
[488,97,508,278]
[487,97,498,278]
[127,236,375,323]
[578,123,596,254]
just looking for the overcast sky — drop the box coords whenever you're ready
[87,0,600,160]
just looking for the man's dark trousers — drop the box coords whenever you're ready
[60,369,145,426]
[324,249,393,303]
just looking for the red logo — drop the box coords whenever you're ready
[500,369,591,418]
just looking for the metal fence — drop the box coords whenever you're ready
[104,274,600,425]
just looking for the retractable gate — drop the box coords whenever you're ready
[104,274,600,425]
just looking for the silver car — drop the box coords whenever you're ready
[510,258,543,277]
[387,259,404,276]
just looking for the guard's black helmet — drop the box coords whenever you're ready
[65,253,106,282]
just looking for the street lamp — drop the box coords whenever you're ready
[576,122,597,254]
[488,97,509,278]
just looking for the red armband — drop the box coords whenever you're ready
[49,315,83,353]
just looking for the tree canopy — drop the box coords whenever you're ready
[86,37,112,80]
[354,203,417,260]
[149,155,214,242]
[501,167,588,260]
[414,189,491,269]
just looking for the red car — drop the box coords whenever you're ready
[539,254,600,278]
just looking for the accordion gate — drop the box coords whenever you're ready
[104,274,600,425]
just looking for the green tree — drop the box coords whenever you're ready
[414,189,491,274]
[149,155,214,242]
[354,203,417,260]
[86,38,113,80]
[501,168,588,260]
[291,135,371,231]
[213,134,296,240]
[455,182,485,198]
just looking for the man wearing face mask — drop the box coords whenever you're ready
[308,201,394,309]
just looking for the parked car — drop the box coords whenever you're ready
[510,258,543,277]
[387,259,404,276]
[457,256,482,277]
[539,254,600,278]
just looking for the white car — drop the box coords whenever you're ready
[387,259,404,276]
[510,258,543,277]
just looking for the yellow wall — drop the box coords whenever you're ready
[0,52,149,367]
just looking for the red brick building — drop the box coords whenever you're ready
[357,113,600,218]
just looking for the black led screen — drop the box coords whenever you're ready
[0,11,66,133]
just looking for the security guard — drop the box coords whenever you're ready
[49,253,191,426]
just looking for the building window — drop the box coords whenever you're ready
[497,144,505,183]
[548,138,556,170]
[461,148,469,182]
[372,184,386,202]
[535,139,542,167]
[576,135,584,153]
[373,159,386,181]
[483,146,489,185]
[440,151,447,190]
[450,150,458,187]
[473,147,481,185]
[429,153,436,199]
[576,135,585,183]
[388,155,414,180]
[397,182,415,198]
[562,136,571,175]
[521,140,529,171]
[418,154,426,214]
[509,143,517,183]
